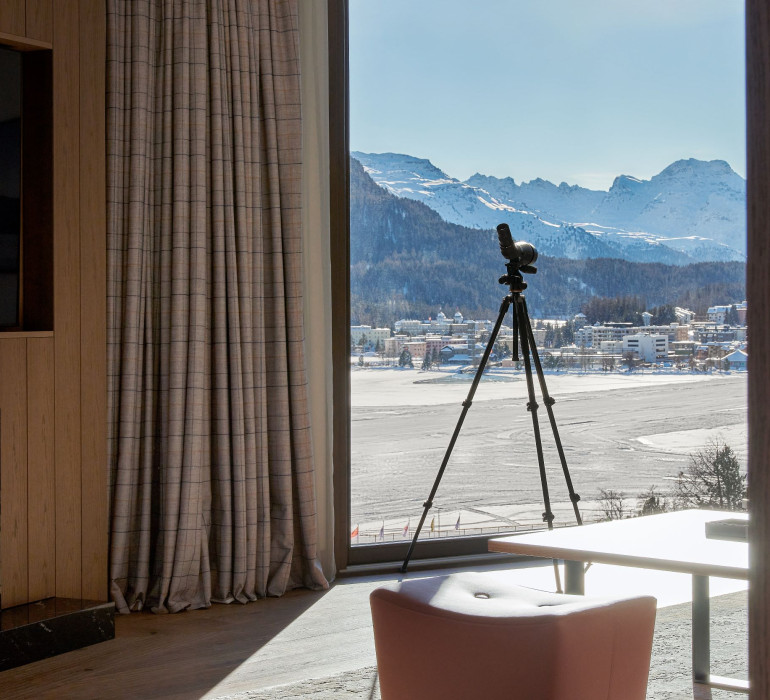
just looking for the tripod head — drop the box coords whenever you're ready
[497,223,538,292]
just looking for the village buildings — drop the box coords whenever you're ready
[353,302,749,371]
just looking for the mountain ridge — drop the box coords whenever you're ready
[352,151,746,264]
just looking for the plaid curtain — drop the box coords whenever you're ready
[106,0,327,614]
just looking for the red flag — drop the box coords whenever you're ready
[403,520,410,537]
[351,524,359,538]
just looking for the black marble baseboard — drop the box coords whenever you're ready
[0,597,115,671]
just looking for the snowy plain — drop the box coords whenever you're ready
[350,367,747,543]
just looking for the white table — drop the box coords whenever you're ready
[488,509,748,693]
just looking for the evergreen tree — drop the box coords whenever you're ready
[622,351,638,371]
[543,353,563,370]
[544,324,555,348]
[637,485,669,516]
[562,320,575,345]
[651,303,677,325]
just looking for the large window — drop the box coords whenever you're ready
[336,0,747,567]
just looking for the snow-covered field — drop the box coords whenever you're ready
[349,367,747,543]
[351,366,726,407]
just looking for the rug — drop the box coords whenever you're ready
[214,590,748,700]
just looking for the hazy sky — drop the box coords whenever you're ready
[349,0,746,190]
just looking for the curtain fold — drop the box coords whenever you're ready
[107,0,328,614]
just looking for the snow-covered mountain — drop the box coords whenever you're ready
[351,151,746,265]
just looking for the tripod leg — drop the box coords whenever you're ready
[520,297,583,526]
[514,296,555,531]
[401,296,512,573]
[515,298,562,593]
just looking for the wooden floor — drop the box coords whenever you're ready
[0,561,748,700]
[0,574,388,700]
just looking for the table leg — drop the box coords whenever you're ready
[692,574,710,684]
[564,559,585,595]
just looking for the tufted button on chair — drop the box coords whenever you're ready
[370,570,656,700]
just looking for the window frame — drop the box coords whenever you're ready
[328,0,517,570]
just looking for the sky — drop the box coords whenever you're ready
[349,0,746,190]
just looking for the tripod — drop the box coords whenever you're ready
[401,226,583,575]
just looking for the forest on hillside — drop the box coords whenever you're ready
[349,157,746,327]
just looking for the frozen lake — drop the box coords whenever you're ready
[350,368,747,542]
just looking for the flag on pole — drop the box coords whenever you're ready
[351,524,359,539]
[455,514,461,530]
[430,517,435,533]
[379,522,385,540]
[403,519,410,537]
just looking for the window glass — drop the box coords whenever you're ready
[348,0,747,552]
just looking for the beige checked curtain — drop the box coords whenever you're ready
[106,0,328,614]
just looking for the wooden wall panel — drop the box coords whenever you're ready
[79,0,108,601]
[0,339,28,607]
[26,336,55,602]
[0,0,25,37]
[25,0,52,44]
[1,0,106,609]
[53,0,83,600]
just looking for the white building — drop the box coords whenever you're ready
[350,325,390,348]
[576,322,686,348]
[394,319,422,335]
[623,333,668,363]
[424,311,453,333]
[707,305,730,324]
[675,307,696,324]
[600,340,624,354]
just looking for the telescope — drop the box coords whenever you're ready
[496,223,538,273]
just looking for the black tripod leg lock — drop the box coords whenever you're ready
[423,500,433,509]
[462,399,472,407]
[527,401,539,412]
[545,397,556,406]
[542,511,555,524]
[570,493,581,503]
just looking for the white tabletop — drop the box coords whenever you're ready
[488,509,748,580]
